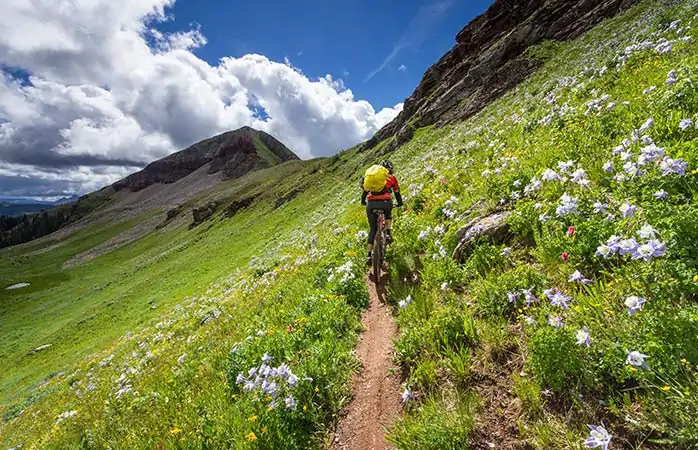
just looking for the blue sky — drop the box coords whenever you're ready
[159,0,493,110]
[0,0,495,198]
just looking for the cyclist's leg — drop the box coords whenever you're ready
[366,202,378,262]
[382,201,394,242]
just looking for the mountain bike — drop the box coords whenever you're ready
[372,209,388,283]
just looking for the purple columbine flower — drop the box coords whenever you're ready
[667,69,677,85]
[558,160,576,174]
[626,350,650,370]
[507,291,519,304]
[524,316,537,326]
[401,387,417,403]
[637,224,657,239]
[632,243,655,261]
[576,326,591,347]
[287,373,299,387]
[542,168,562,182]
[660,157,688,176]
[593,201,608,214]
[584,424,612,449]
[647,239,666,257]
[262,353,274,364]
[285,395,297,410]
[556,193,580,216]
[545,288,571,310]
[679,118,694,130]
[603,161,614,173]
[501,247,512,257]
[596,244,612,258]
[523,288,539,307]
[569,270,592,284]
[618,238,639,256]
[653,190,668,200]
[236,373,247,385]
[548,316,564,329]
[620,200,637,218]
[639,117,655,133]
[624,296,646,316]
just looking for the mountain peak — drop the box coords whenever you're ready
[112,127,298,192]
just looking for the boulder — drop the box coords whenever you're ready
[191,201,220,227]
[453,210,513,261]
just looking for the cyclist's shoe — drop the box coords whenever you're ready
[366,254,372,267]
[385,230,394,244]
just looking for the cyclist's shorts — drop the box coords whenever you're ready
[366,199,393,220]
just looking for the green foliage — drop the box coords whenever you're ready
[528,327,586,393]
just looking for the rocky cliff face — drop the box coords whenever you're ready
[112,127,299,192]
[364,0,638,152]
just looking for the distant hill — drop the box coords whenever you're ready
[0,127,298,248]
[0,195,81,217]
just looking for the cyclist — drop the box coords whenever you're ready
[360,159,403,266]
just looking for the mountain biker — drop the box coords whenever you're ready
[360,159,403,266]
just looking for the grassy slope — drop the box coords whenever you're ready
[2,0,698,448]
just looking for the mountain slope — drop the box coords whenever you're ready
[0,127,299,249]
[364,0,638,152]
[2,0,698,449]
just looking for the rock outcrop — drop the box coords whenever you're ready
[364,0,638,152]
[452,211,513,261]
[191,202,220,228]
[113,127,299,192]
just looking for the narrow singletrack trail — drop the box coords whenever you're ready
[332,272,401,450]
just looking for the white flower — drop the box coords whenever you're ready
[177,353,187,365]
[619,200,636,218]
[626,350,650,369]
[399,295,413,308]
[500,247,511,257]
[576,327,591,347]
[637,224,657,239]
[603,161,614,173]
[679,118,694,130]
[441,282,450,291]
[639,118,655,133]
[653,190,668,200]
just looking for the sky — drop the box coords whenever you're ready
[0,0,493,199]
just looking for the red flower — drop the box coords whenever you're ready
[288,325,294,333]
[439,177,447,185]
[560,252,570,261]
[567,226,576,237]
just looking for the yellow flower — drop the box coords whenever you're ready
[681,358,688,365]
[232,394,238,399]
[171,427,182,435]
[629,367,637,372]
[303,405,308,412]
[693,275,698,282]
[261,427,268,434]
[314,386,320,392]
[661,386,671,391]
[248,415,258,423]
[246,432,257,442]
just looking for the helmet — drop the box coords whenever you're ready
[380,159,394,173]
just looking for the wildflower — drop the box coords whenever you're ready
[637,224,657,239]
[653,190,668,200]
[639,118,655,133]
[660,157,688,176]
[556,194,579,216]
[542,168,562,182]
[171,427,182,435]
[524,177,542,194]
[571,168,590,186]
[603,161,614,173]
[523,288,539,306]
[441,282,450,291]
[507,291,519,304]
[262,353,274,364]
[560,252,570,261]
[548,316,564,329]
[285,395,297,410]
[56,410,78,424]
[626,350,650,370]
[558,160,576,174]
[593,201,608,214]
[523,316,537,326]
[567,226,576,237]
[401,387,417,403]
[620,201,636,218]
[632,243,656,261]
[584,424,612,450]
[418,230,430,240]
[546,289,571,310]
[177,353,187,365]
[539,213,551,223]
[618,238,639,256]
[647,239,667,257]
[246,432,257,442]
[440,177,447,185]
[661,386,671,392]
[399,295,413,308]
[261,426,268,433]
[625,295,645,316]
[679,118,694,130]
[667,69,677,85]
[501,247,512,257]
[576,327,591,347]
[235,373,246,385]
[569,270,592,284]
[248,415,258,423]
[624,162,639,177]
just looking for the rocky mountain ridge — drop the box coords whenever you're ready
[112,127,298,192]
[364,0,638,151]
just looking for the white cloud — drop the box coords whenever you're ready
[0,0,403,197]
[397,64,407,72]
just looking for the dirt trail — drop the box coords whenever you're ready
[332,272,402,450]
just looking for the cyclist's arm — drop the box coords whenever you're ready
[391,176,403,207]
[361,190,368,205]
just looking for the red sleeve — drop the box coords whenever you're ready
[389,176,400,192]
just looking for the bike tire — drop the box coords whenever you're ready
[373,230,382,283]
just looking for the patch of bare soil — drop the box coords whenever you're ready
[332,272,402,450]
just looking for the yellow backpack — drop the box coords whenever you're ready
[363,165,390,193]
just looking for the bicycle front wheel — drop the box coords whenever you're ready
[373,231,382,283]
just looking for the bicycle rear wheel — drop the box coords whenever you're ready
[373,229,382,283]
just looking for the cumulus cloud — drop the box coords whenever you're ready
[0,0,402,197]
[397,64,407,72]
